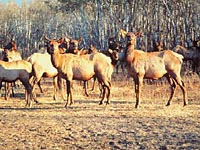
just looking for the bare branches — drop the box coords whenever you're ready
[0,0,199,58]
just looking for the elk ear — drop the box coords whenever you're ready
[57,37,64,44]
[64,37,70,43]
[155,42,159,46]
[90,45,94,50]
[135,29,143,37]
[119,29,127,38]
[44,35,51,43]
[74,49,79,54]
[108,49,113,54]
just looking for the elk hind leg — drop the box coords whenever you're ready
[173,76,187,106]
[166,76,177,106]
[83,81,89,97]
[99,84,106,105]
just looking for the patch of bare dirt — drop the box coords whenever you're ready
[0,75,199,150]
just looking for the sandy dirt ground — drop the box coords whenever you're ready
[0,74,199,150]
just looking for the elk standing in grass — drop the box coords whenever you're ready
[120,30,187,108]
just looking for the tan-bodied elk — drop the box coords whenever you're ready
[26,36,70,101]
[0,60,36,107]
[86,45,119,97]
[120,30,187,108]
[58,37,119,99]
[27,52,65,101]
[45,38,116,108]
[0,40,22,100]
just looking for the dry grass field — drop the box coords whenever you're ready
[0,72,199,150]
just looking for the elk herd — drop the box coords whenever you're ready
[0,29,199,109]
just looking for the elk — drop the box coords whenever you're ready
[0,60,36,107]
[108,37,122,52]
[83,46,119,97]
[27,52,65,100]
[3,49,22,61]
[173,45,200,75]
[65,36,82,54]
[3,40,17,52]
[153,41,164,52]
[46,39,114,107]
[108,37,125,75]
[0,41,22,100]
[120,30,187,108]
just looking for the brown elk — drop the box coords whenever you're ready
[108,37,125,75]
[58,36,89,56]
[120,30,187,108]
[65,37,82,54]
[27,52,65,101]
[3,49,22,62]
[0,60,36,107]
[83,46,119,97]
[0,41,22,100]
[108,37,122,52]
[153,41,164,52]
[46,39,115,107]
[4,40,17,52]
[173,45,200,75]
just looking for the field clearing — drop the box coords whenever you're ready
[0,73,199,150]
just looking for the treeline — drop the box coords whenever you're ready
[0,0,199,58]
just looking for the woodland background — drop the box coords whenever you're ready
[0,2,199,149]
[0,0,199,58]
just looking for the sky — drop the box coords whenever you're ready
[0,0,31,5]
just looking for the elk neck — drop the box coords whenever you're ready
[50,50,61,69]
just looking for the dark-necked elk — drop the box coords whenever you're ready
[153,41,164,52]
[4,40,17,51]
[46,39,115,107]
[173,45,200,75]
[108,37,125,75]
[120,30,187,108]
[65,36,82,54]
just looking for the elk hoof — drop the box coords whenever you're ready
[99,101,103,105]
[64,104,68,108]
[25,103,32,108]
[53,96,56,101]
[166,103,170,106]
[106,101,110,105]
